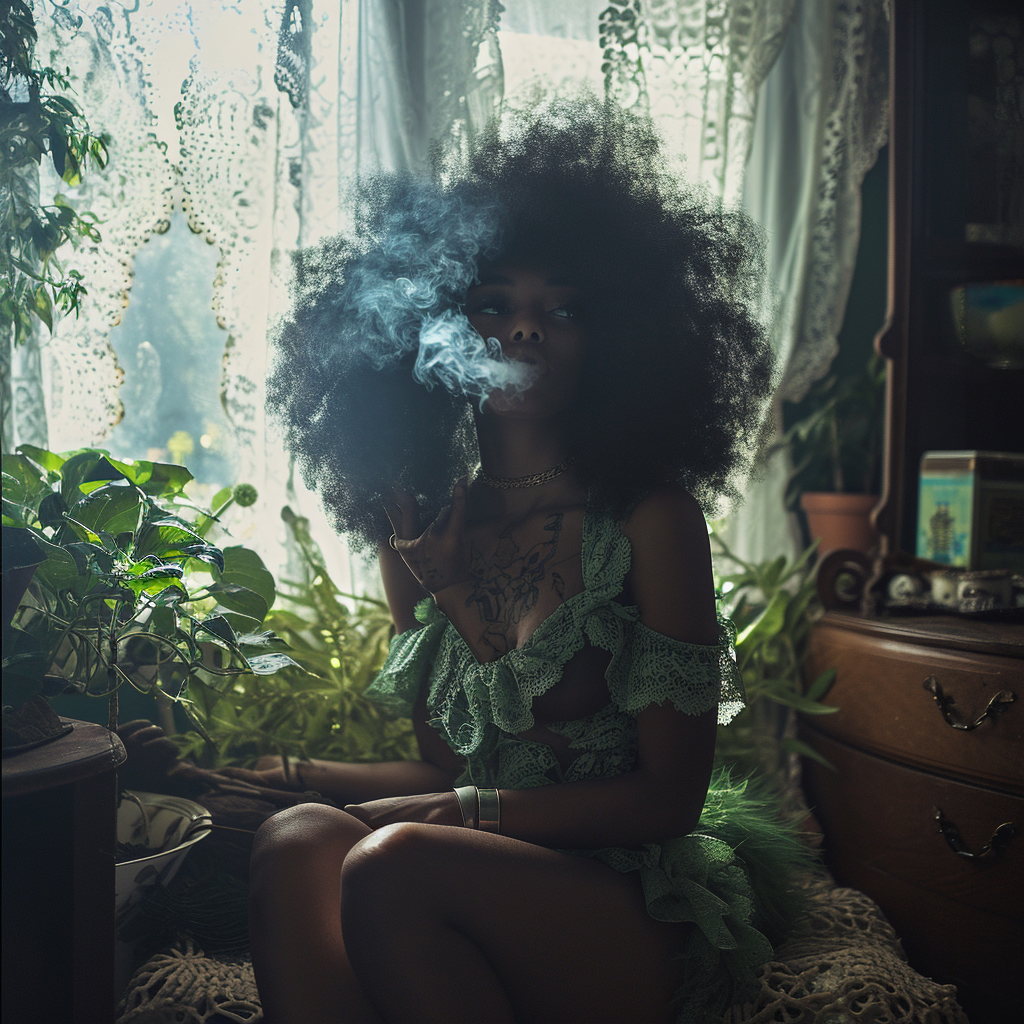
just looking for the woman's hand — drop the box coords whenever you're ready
[343,792,466,829]
[383,477,471,595]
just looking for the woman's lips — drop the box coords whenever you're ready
[505,347,546,373]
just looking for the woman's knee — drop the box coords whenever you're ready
[341,823,438,916]
[250,804,367,895]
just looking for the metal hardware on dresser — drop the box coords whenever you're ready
[933,807,1016,860]
[922,675,1016,731]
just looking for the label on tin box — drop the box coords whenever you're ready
[917,473,973,566]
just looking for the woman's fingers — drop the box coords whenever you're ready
[428,476,468,538]
[449,476,468,536]
[382,487,420,540]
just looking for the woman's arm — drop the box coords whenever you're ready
[348,487,721,847]
[263,684,465,803]
[379,539,428,634]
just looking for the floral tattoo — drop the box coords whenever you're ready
[465,514,566,657]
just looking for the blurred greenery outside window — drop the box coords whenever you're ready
[105,214,237,495]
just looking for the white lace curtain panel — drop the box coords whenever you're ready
[4,0,889,575]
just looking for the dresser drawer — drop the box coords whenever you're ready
[805,620,1024,793]
[801,729,1024,921]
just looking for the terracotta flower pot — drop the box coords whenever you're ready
[800,492,880,556]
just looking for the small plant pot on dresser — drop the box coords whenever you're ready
[800,611,1023,1022]
[799,492,880,557]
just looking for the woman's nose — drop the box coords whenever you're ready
[510,313,543,343]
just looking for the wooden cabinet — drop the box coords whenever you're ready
[800,1,1023,1018]
[802,612,1024,1018]
[2,720,126,1024]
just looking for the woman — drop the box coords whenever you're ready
[254,96,804,1023]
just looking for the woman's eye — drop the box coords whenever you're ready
[469,302,505,315]
[550,304,576,319]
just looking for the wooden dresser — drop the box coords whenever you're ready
[801,611,1024,1020]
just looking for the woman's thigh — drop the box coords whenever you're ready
[341,823,683,1024]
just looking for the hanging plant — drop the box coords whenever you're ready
[1,0,108,345]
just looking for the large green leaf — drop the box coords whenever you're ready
[70,481,144,537]
[58,451,125,503]
[37,490,70,529]
[218,546,275,615]
[108,457,193,497]
[2,498,32,527]
[2,453,50,514]
[195,614,237,646]
[16,445,65,473]
[2,527,45,570]
[204,582,268,623]
[149,605,178,638]
[122,564,185,597]
[31,534,85,588]
[135,519,205,558]
[735,589,789,649]
[64,541,115,573]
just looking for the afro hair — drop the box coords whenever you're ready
[267,94,776,549]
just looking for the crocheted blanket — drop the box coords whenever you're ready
[116,875,968,1024]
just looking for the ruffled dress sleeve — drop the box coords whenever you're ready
[607,616,746,725]
[362,598,446,717]
[582,503,746,725]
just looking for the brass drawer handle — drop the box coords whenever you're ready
[934,807,1016,859]
[922,676,1016,730]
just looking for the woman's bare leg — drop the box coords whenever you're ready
[341,823,683,1024]
[249,804,381,1024]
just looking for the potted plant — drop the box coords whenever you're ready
[1,444,297,751]
[710,529,838,786]
[170,504,416,771]
[773,351,886,556]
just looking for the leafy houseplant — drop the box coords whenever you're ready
[711,529,838,784]
[774,351,886,555]
[1,0,108,347]
[1,444,296,751]
[172,505,416,769]
[177,512,835,779]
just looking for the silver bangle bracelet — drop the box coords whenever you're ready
[453,785,478,829]
[477,787,500,834]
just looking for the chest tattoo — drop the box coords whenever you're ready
[465,514,567,657]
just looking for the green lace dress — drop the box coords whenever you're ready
[365,502,807,1022]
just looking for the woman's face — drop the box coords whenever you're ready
[463,264,587,418]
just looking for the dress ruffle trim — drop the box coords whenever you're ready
[574,769,806,1023]
[365,508,745,755]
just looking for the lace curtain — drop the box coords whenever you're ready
[5,0,888,579]
[11,0,503,589]
[724,0,890,564]
[495,0,890,563]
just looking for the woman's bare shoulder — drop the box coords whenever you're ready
[620,485,707,548]
[619,485,717,645]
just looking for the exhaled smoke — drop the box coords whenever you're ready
[414,310,536,404]
[308,179,534,406]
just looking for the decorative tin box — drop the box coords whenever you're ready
[916,451,1024,571]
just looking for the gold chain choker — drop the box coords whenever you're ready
[478,456,575,490]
